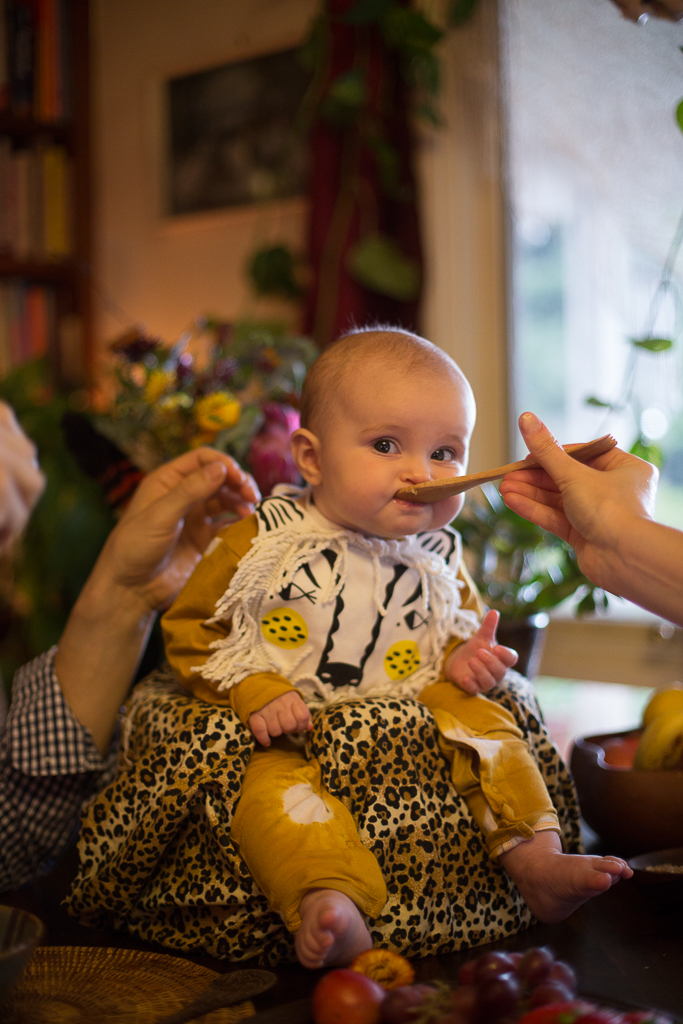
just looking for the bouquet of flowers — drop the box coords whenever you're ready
[94,319,318,497]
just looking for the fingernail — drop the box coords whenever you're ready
[206,461,227,481]
[519,411,542,434]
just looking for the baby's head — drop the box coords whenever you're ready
[291,327,476,539]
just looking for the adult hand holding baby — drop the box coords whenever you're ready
[499,411,683,626]
[55,447,259,752]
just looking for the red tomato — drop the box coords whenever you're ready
[518,1001,599,1024]
[313,968,386,1024]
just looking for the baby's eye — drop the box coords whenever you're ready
[431,447,457,463]
[373,438,399,455]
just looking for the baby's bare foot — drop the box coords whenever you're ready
[295,888,372,969]
[499,830,633,924]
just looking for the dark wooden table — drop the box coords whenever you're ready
[2,838,683,1019]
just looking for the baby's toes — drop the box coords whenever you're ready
[602,856,633,879]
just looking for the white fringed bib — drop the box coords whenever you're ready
[197,488,479,710]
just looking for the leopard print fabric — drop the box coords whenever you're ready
[66,668,582,964]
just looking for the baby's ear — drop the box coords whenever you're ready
[290,428,323,486]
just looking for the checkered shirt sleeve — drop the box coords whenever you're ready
[0,649,118,893]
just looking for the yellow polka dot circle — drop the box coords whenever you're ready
[261,607,308,648]
[384,640,421,680]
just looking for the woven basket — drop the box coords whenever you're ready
[3,946,256,1024]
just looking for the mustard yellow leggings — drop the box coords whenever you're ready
[231,685,560,932]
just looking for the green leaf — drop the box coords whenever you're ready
[367,134,401,196]
[382,7,442,54]
[449,0,480,25]
[415,102,442,127]
[676,97,683,135]
[343,0,392,24]
[631,336,674,352]
[327,68,366,108]
[322,68,367,124]
[585,396,612,408]
[409,50,440,96]
[248,245,302,300]
[347,234,420,301]
[630,437,664,468]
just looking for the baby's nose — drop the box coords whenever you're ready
[400,459,431,485]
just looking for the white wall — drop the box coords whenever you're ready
[91,0,317,353]
[417,1,510,470]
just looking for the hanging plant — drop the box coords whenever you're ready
[245,0,481,344]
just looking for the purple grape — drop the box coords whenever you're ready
[473,952,518,986]
[478,973,523,1018]
[517,947,556,986]
[458,960,477,986]
[548,960,578,994]
[381,985,437,1024]
[528,980,574,1008]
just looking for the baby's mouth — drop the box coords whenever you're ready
[392,494,427,509]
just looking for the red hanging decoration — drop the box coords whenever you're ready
[303,0,425,348]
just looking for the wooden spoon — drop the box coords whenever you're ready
[151,968,277,1024]
[394,434,617,504]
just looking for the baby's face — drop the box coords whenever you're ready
[295,364,475,539]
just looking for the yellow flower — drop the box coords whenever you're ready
[144,369,175,404]
[194,392,241,433]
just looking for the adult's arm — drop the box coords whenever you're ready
[0,651,112,892]
[53,447,259,753]
[0,447,259,892]
[498,412,683,626]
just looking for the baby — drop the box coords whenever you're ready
[163,328,631,969]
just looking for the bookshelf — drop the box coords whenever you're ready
[0,0,91,386]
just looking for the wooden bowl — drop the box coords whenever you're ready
[628,846,683,909]
[569,729,683,855]
[0,906,43,1007]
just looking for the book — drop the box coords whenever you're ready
[0,1,9,112]
[8,0,37,117]
[26,281,48,355]
[36,0,58,121]
[14,146,31,259]
[42,142,70,256]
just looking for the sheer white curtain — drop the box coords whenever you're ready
[502,0,683,528]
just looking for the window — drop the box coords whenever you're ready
[503,0,683,536]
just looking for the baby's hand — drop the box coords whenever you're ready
[248,691,313,746]
[444,609,518,694]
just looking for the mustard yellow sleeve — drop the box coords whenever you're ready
[441,559,486,664]
[161,514,296,722]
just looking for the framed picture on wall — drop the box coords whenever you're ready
[167,48,310,216]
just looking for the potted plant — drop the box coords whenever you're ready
[454,483,608,678]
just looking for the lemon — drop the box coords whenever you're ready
[642,682,683,728]
[634,707,683,770]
